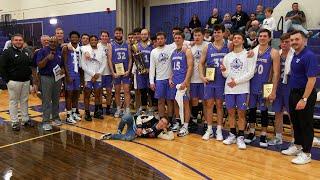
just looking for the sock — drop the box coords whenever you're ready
[72,108,76,113]
[168,116,173,124]
[67,111,72,117]
[175,118,181,124]
[94,105,98,112]
[261,131,267,136]
[85,110,90,114]
[250,128,255,134]
[230,128,237,136]
[117,106,121,111]
[207,125,213,133]
[216,125,222,131]
[276,133,282,139]
[183,123,188,129]
[191,106,198,118]
[99,104,103,110]
[238,130,244,137]
[126,107,130,113]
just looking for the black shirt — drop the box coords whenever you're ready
[0,46,33,82]
[134,115,164,138]
[232,11,249,29]
[207,15,222,28]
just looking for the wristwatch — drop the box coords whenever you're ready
[302,97,308,102]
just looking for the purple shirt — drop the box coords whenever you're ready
[36,47,63,76]
[289,47,318,89]
[171,49,188,84]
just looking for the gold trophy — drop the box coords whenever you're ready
[205,65,215,81]
[131,42,148,74]
[263,83,273,98]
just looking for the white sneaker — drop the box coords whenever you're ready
[114,109,121,118]
[66,115,76,124]
[291,152,311,165]
[237,136,247,149]
[268,137,283,146]
[202,130,214,140]
[281,145,302,156]
[177,127,189,137]
[223,133,236,145]
[72,113,81,121]
[216,129,223,141]
[171,122,180,132]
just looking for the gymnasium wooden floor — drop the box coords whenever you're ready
[1,90,320,179]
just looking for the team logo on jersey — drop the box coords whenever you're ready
[193,50,201,59]
[230,58,243,72]
[296,58,301,63]
[158,53,169,63]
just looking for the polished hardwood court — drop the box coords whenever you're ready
[1,90,320,179]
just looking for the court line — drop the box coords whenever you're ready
[69,124,211,180]
[0,130,65,149]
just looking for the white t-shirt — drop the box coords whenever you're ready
[222,49,257,94]
[81,45,106,82]
[169,40,191,49]
[190,41,209,83]
[149,45,175,84]
[262,17,276,37]
[97,42,111,75]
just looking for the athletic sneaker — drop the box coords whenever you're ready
[22,120,34,127]
[244,133,256,144]
[291,152,311,165]
[85,112,92,121]
[66,115,77,124]
[268,137,283,146]
[177,127,189,137]
[216,129,223,141]
[202,130,213,140]
[52,119,62,126]
[100,133,112,140]
[42,123,52,131]
[237,136,246,149]
[135,107,143,116]
[114,109,121,118]
[313,137,320,147]
[281,145,302,156]
[94,110,104,119]
[223,133,236,145]
[259,135,268,147]
[171,122,180,132]
[11,122,20,131]
[72,113,81,121]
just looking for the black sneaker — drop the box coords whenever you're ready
[22,120,34,127]
[85,112,92,121]
[244,133,256,144]
[94,110,104,119]
[100,133,112,140]
[259,135,268,148]
[12,122,20,131]
[188,120,198,132]
[105,108,111,115]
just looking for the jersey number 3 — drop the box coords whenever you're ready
[117,52,126,60]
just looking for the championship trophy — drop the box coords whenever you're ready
[131,42,148,74]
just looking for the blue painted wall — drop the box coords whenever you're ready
[150,0,281,42]
[18,11,116,38]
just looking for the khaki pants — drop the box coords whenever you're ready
[7,80,30,123]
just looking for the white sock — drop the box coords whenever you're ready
[117,106,121,111]
[126,107,130,112]
[72,108,76,113]
[276,133,282,139]
[183,123,188,129]
[261,131,267,136]
[207,125,213,133]
[250,128,255,134]
[216,125,222,131]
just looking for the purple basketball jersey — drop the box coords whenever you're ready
[111,41,129,71]
[138,42,153,68]
[250,47,273,94]
[205,43,229,87]
[171,49,188,84]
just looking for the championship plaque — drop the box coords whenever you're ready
[205,67,215,81]
[263,83,273,98]
[115,63,125,76]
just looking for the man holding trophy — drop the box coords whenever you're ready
[108,27,133,118]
